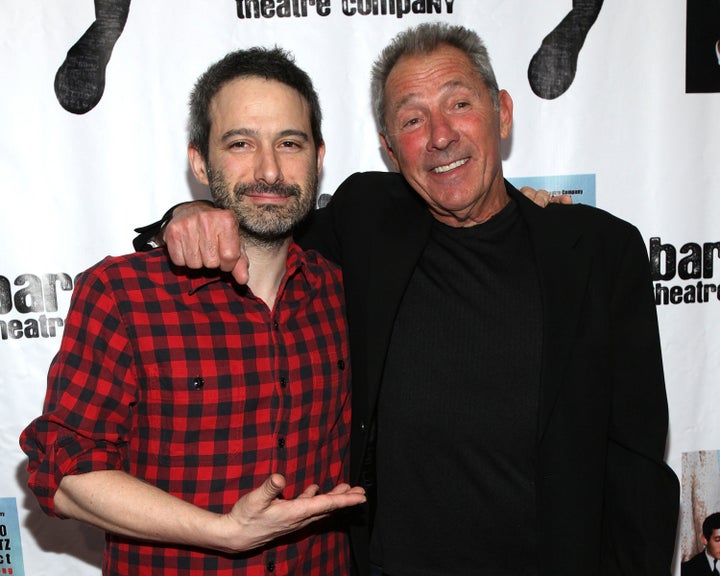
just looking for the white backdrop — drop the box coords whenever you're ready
[2,1,719,574]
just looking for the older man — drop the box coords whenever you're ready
[140,23,678,576]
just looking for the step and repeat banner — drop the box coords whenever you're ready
[1,1,719,574]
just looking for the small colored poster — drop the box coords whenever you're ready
[0,498,25,576]
[509,174,596,206]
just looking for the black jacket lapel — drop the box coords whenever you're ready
[509,184,590,441]
[365,184,433,415]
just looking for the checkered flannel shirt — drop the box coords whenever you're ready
[20,243,352,575]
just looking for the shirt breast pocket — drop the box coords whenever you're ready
[142,361,246,467]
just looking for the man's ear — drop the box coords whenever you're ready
[316,141,326,176]
[188,145,210,185]
[380,132,400,171]
[498,89,514,140]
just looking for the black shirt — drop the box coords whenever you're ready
[371,199,542,575]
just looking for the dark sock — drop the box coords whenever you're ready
[527,0,604,99]
[54,0,131,114]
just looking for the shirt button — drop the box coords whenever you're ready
[337,359,345,370]
[278,437,285,448]
[192,377,204,390]
[280,376,287,388]
[267,560,275,572]
[273,321,279,330]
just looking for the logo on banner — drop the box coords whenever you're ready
[236,0,456,18]
[0,274,76,342]
[56,0,605,114]
[651,238,720,305]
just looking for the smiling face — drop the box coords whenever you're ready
[189,76,324,244]
[381,44,513,228]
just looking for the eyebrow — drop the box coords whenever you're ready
[220,127,310,142]
[391,79,471,113]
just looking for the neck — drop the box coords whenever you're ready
[433,187,510,228]
[244,236,292,309]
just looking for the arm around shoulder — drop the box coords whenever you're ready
[133,200,215,252]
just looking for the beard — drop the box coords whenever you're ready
[208,166,318,246]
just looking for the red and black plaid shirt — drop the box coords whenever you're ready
[20,244,352,575]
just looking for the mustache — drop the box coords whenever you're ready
[234,182,301,198]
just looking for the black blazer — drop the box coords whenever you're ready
[299,171,679,576]
[682,551,716,576]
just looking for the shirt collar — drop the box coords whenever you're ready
[705,549,718,571]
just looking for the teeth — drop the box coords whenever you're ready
[433,158,468,173]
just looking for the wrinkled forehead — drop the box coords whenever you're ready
[386,45,481,92]
[384,47,487,113]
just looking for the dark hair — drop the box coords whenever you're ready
[703,512,720,539]
[371,22,499,136]
[188,46,323,160]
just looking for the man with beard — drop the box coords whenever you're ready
[19,47,365,576]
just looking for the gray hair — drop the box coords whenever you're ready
[371,22,500,136]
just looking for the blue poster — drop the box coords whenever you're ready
[508,173,596,206]
[0,498,26,576]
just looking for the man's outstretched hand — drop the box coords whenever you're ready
[215,474,366,553]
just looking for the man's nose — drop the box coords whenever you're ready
[255,147,283,184]
[427,112,459,151]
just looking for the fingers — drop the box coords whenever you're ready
[231,243,250,285]
[263,473,287,499]
[163,208,250,283]
[314,486,367,513]
[212,213,244,272]
[325,483,352,495]
[164,212,215,268]
[297,483,365,501]
[325,483,365,496]
[239,474,287,516]
[520,186,574,207]
[246,477,365,515]
[283,482,366,516]
[297,484,321,499]
[290,488,366,522]
[520,186,550,207]
[551,193,574,205]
